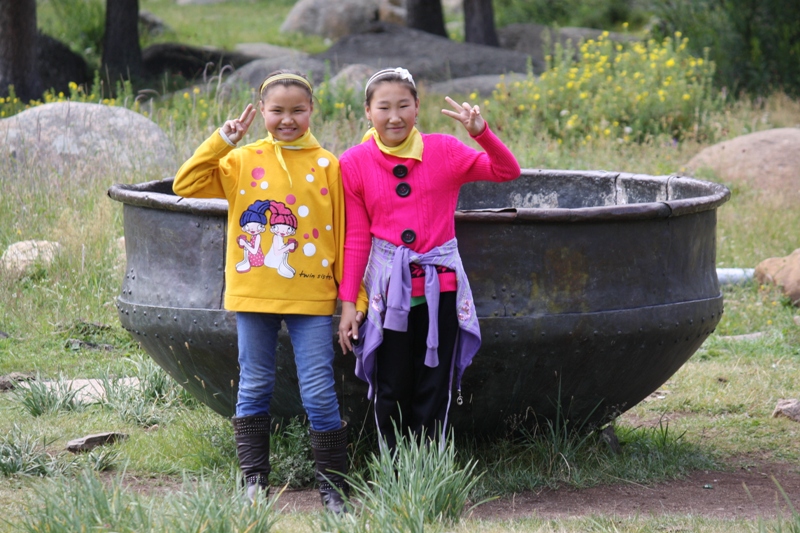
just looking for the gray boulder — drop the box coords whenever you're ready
[282,0,411,40]
[0,102,177,175]
[314,22,540,83]
[142,42,260,81]
[37,33,91,95]
[327,63,377,98]
[220,56,332,98]
[427,73,529,98]
[1,240,62,277]
[685,128,800,198]
[234,43,310,61]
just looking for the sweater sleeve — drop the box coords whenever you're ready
[329,160,370,313]
[339,150,373,303]
[172,129,237,199]
[455,122,521,185]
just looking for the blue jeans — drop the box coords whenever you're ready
[235,312,341,432]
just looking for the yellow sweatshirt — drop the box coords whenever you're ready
[174,130,352,316]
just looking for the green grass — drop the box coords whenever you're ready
[138,0,329,54]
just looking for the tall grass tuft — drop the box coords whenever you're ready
[11,374,87,417]
[0,425,62,477]
[97,355,198,428]
[11,469,282,532]
[321,427,485,533]
[15,469,157,533]
[166,475,282,533]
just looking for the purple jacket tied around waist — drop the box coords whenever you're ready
[353,237,481,400]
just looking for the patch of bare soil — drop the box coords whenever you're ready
[270,461,800,520]
[469,461,800,520]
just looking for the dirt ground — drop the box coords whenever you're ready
[268,459,800,520]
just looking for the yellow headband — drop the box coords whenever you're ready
[259,73,313,96]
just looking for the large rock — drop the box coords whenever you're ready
[427,73,528,97]
[219,56,331,98]
[755,249,800,306]
[37,33,91,95]
[327,63,377,97]
[0,102,177,175]
[685,128,800,197]
[1,240,62,277]
[314,22,541,83]
[234,42,309,61]
[282,0,408,40]
[142,42,260,81]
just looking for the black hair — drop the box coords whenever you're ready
[364,72,418,106]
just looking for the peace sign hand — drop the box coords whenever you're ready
[221,104,257,145]
[441,96,486,137]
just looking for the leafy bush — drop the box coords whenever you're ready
[493,30,720,143]
[651,0,800,97]
[269,417,315,488]
[13,470,282,532]
[494,0,648,30]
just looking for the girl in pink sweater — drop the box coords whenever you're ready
[337,67,520,451]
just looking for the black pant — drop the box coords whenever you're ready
[374,291,458,451]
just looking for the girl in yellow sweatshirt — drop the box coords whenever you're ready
[173,70,356,513]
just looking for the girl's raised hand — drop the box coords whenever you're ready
[441,96,486,137]
[221,104,257,145]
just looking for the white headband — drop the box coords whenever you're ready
[364,68,416,96]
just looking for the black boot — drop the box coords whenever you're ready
[232,415,271,502]
[309,420,349,513]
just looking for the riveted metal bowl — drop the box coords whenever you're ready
[108,170,729,434]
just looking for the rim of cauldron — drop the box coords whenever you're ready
[108,170,730,222]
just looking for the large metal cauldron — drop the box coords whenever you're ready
[108,170,729,434]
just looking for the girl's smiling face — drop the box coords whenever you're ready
[365,82,419,147]
[259,84,313,142]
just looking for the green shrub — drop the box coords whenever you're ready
[493,30,720,143]
[494,0,648,30]
[269,417,315,488]
[651,0,800,97]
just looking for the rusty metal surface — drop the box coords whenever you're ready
[108,172,729,433]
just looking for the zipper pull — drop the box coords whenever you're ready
[456,389,463,406]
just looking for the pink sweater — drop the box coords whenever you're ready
[339,125,520,302]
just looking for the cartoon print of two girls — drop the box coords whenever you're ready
[236,199,298,278]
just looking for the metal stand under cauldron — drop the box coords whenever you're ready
[107,170,729,434]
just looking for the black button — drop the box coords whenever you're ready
[393,164,408,178]
[401,229,416,244]
[396,182,411,197]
